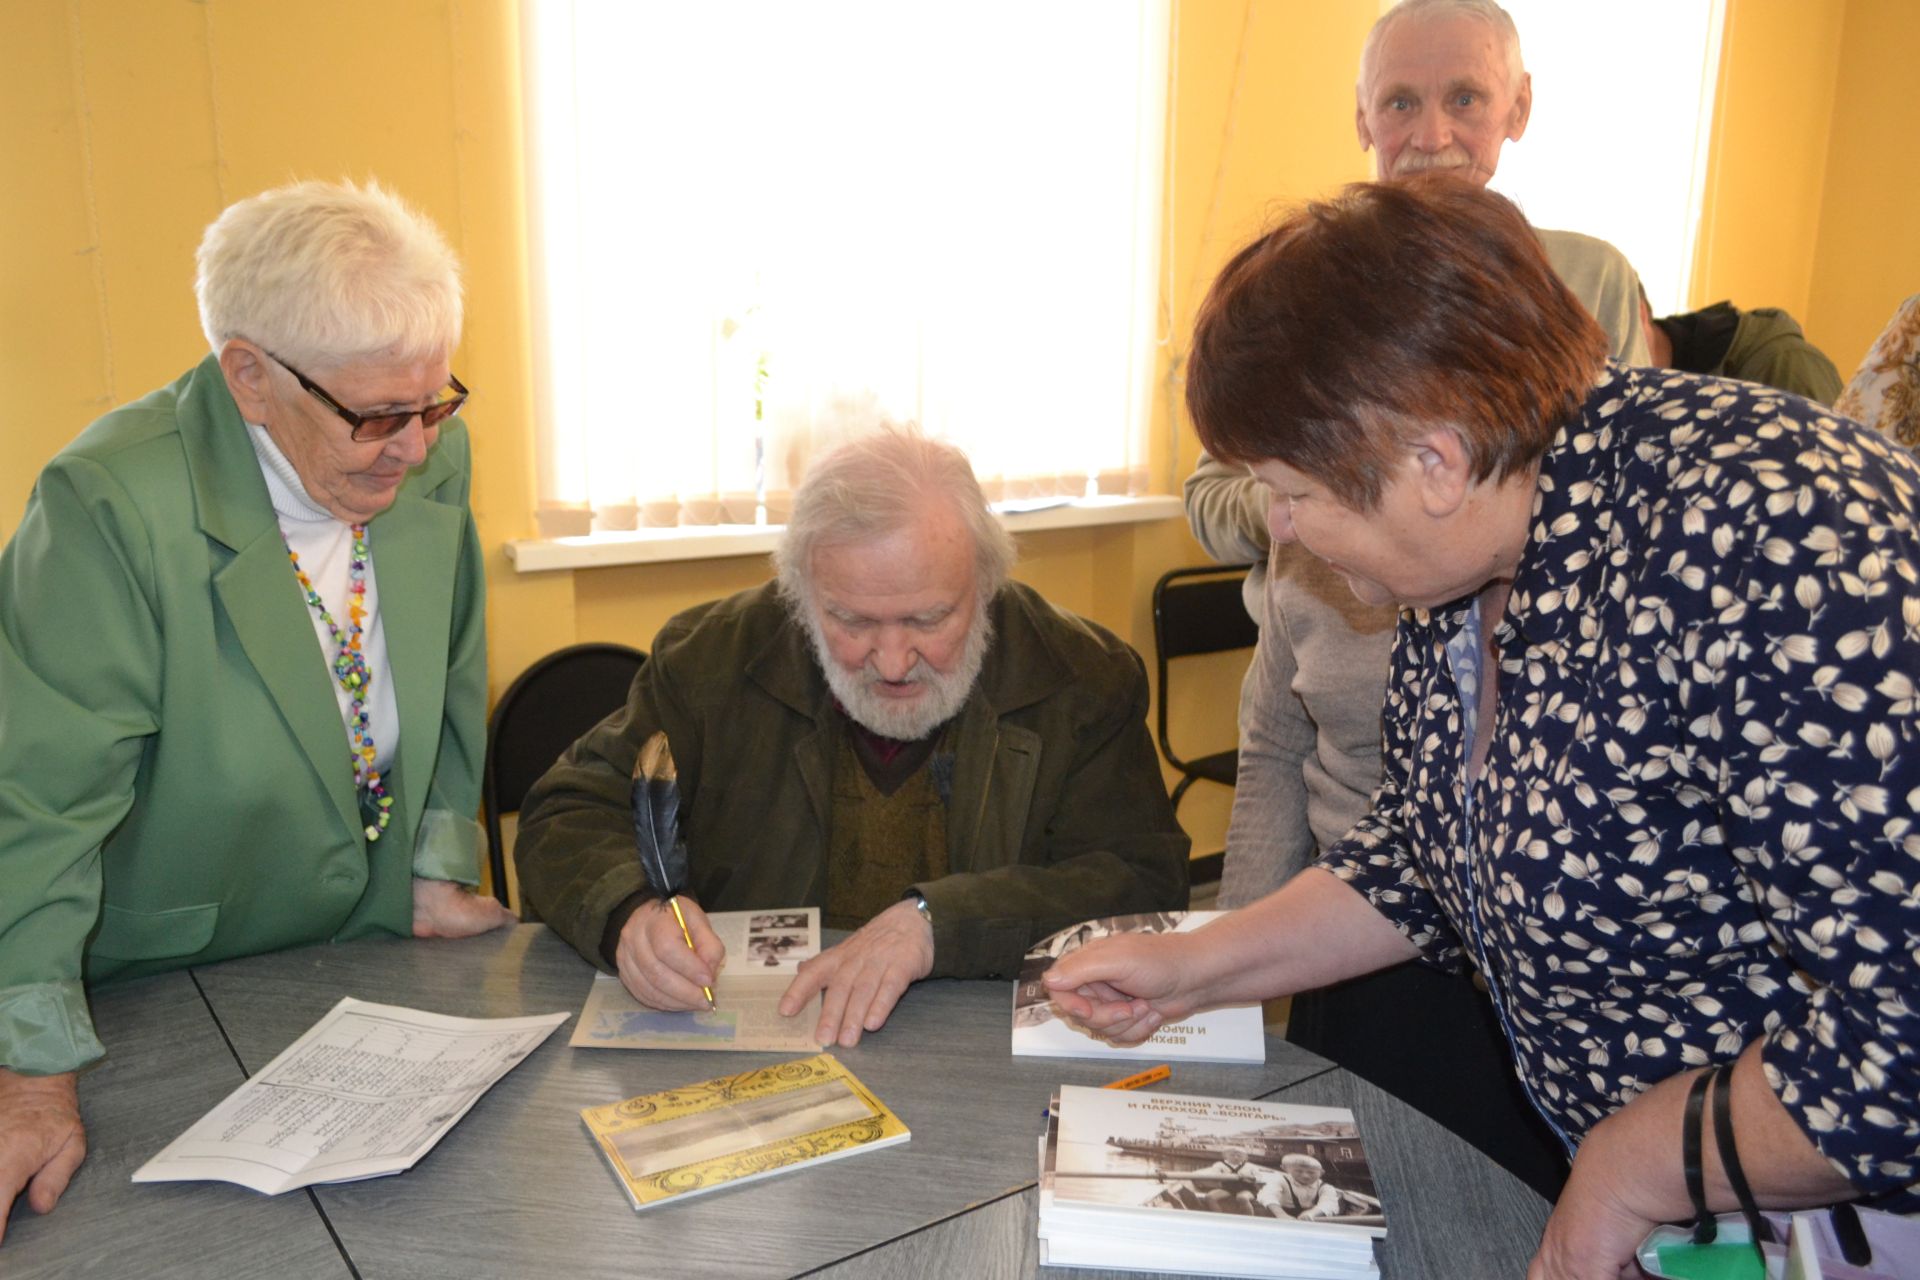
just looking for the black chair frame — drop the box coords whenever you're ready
[1151,563,1260,813]
[481,641,647,908]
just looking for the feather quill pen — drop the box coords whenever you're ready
[631,731,715,1010]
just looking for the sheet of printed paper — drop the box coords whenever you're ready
[570,906,823,1052]
[132,997,568,1195]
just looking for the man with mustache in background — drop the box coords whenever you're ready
[1352,0,1646,352]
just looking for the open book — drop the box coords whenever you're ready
[1014,912,1265,1063]
[582,1053,908,1210]
[570,907,823,1052]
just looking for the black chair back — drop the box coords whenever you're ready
[482,642,647,908]
[1151,564,1259,812]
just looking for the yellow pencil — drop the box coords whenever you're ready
[1103,1064,1171,1091]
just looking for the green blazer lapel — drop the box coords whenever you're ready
[183,355,364,843]
[366,454,460,844]
[215,531,364,842]
[180,355,275,555]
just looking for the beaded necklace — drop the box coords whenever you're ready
[284,523,392,842]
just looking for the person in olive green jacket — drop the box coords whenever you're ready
[0,181,513,1243]
[1641,291,1844,406]
[515,429,1190,1049]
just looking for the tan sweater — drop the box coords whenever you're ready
[1217,548,1396,906]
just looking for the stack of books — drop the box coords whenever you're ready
[1039,1085,1385,1279]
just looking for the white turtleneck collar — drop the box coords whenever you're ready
[247,421,337,525]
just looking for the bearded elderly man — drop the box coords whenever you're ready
[514,428,1189,1047]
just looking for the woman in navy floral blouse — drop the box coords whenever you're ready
[1049,178,1920,1279]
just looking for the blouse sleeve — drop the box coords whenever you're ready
[1317,623,1468,967]
[1681,432,1920,1194]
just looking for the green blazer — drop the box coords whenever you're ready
[0,355,487,1075]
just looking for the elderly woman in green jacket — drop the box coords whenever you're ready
[0,180,513,1241]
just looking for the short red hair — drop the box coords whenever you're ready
[1186,178,1606,508]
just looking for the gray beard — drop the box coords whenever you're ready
[805,602,994,741]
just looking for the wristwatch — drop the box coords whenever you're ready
[904,889,934,928]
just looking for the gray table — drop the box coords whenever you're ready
[3,971,353,1279]
[6,926,1551,1278]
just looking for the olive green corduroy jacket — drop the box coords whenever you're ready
[0,356,487,1075]
[515,580,1190,979]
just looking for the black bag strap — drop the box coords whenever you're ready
[1711,1060,1776,1249]
[1684,1067,1716,1244]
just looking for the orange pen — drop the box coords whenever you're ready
[1102,1064,1171,1091]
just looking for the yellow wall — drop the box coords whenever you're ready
[5,0,1913,869]
[0,0,553,692]
[1803,0,1920,371]
[1692,0,1919,371]
[1691,1,1847,319]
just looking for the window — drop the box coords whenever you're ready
[1488,0,1726,315]
[521,1,1171,537]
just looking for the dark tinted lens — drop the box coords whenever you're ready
[353,413,417,442]
[420,393,467,427]
[349,387,465,441]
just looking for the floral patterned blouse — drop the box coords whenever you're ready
[1323,362,1920,1201]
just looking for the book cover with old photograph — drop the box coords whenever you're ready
[1039,1085,1384,1277]
[1013,912,1265,1063]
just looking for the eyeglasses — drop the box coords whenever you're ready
[266,350,469,443]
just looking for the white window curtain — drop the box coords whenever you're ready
[522,1,1171,535]
[1487,0,1725,315]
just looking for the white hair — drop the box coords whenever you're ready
[801,593,992,740]
[1358,0,1525,98]
[772,425,1017,615]
[195,179,464,371]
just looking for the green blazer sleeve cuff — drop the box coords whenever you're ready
[411,809,484,885]
[0,980,105,1075]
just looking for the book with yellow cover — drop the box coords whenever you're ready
[580,1054,909,1210]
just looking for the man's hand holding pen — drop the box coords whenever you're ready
[613,897,727,1011]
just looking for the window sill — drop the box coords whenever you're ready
[504,494,1186,573]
